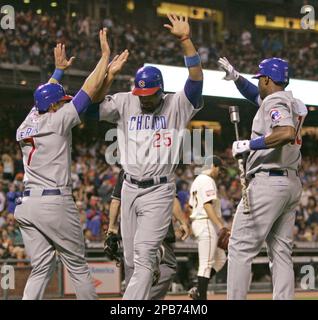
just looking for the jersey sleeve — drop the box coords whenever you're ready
[49,101,81,136]
[200,177,217,204]
[99,93,124,123]
[173,89,203,126]
[264,97,294,128]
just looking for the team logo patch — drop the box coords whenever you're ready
[206,190,216,197]
[138,80,146,88]
[270,109,282,122]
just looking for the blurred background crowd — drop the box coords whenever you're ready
[1,10,318,80]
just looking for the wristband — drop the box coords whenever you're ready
[250,135,267,150]
[51,68,64,82]
[184,53,201,68]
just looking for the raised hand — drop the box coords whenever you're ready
[218,57,240,81]
[54,43,75,70]
[99,28,110,58]
[164,13,190,40]
[108,50,129,77]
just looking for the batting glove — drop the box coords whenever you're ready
[232,140,250,158]
[218,57,240,81]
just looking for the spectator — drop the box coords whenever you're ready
[241,29,252,46]
[85,196,102,241]
[0,182,6,213]
[177,181,190,211]
[306,203,318,226]
[6,183,17,214]
[2,154,14,181]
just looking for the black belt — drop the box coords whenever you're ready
[124,174,168,188]
[251,169,297,178]
[23,189,61,197]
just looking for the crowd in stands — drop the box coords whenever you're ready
[1,131,318,259]
[1,11,318,80]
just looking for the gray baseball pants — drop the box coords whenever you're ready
[227,171,302,300]
[14,190,97,300]
[121,180,175,300]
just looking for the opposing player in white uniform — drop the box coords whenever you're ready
[188,156,227,300]
[218,57,308,299]
[89,14,204,299]
[14,29,112,300]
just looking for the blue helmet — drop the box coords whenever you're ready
[132,66,164,96]
[34,83,73,113]
[252,58,289,85]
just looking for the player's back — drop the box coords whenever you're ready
[16,102,80,189]
[189,174,220,220]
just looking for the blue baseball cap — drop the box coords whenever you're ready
[252,57,289,85]
[34,83,73,113]
[132,66,164,96]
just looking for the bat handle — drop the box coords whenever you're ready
[234,122,240,141]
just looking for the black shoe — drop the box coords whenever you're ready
[152,245,164,286]
[188,286,200,300]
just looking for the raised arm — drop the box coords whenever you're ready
[92,49,129,103]
[81,28,110,99]
[48,43,75,84]
[72,28,110,115]
[218,57,260,107]
[164,13,203,107]
[164,14,203,81]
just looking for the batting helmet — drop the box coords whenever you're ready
[34,83,73,113]
[132,66,164,96]
[252,58,289,85]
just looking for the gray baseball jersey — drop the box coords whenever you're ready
[246,91,308,177]
[100,89,202,299]
[228,90,307,300]
[16,103,80,188]
[99,90,202,178]
[15,102,97,300]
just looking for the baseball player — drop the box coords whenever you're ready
[14,29,112,300]
[90,13,203,299]
[188,156,228,300]
[105,168,190,300]
[218,57,308,299]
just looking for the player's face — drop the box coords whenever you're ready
[258,76,268,100]
[139,90,163,113]
[211,165,220,178]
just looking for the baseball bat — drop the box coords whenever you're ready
[229,106,250,214]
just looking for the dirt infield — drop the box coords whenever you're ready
[100,291,318,300]
[164,291,318,300]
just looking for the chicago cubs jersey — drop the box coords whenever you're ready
[99,90,202,179]
[246,91,308,177]
[16,103,80,189]
[189,174,221,220]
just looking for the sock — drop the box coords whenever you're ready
[197,276,209,300]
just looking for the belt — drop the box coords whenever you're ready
[23,189,61,197]
[124,174,168,188]
[251,169,298,179]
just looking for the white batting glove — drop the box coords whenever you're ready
[218,57,240,81]
[232,140,250,158]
